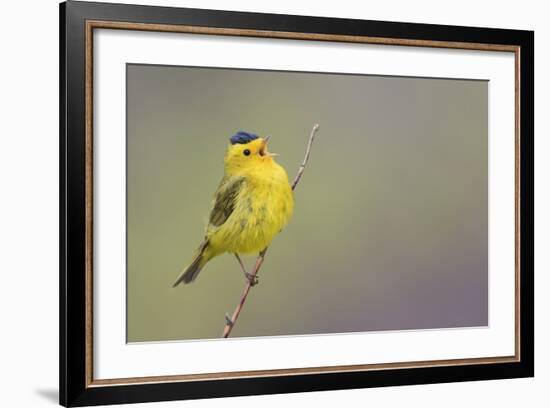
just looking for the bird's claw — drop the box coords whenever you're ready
[245,272,259,286]
[225,312,234,326]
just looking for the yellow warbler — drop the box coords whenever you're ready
[172,131,294,286]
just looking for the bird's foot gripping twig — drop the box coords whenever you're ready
[245,272,259,286]
[222,124,320,338]
[234,253,259,286]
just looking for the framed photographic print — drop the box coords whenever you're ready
[59,1,534,406]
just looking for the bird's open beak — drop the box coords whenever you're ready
[260,136,279,157]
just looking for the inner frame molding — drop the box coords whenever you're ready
[84,19,521,388]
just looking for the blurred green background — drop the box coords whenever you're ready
[127,64,488,342]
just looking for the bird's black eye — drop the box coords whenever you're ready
[243,149,251,156]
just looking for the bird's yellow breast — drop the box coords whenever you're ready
[207,161,294,255]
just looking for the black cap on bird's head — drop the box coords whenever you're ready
[226,130,277,163]
[230,131,259,145]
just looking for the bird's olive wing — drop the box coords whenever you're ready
[208,176,246,227]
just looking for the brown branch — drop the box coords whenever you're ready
[222,124,320,338]
[291,124,320,190]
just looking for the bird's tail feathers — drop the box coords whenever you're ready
[172,240,209,287]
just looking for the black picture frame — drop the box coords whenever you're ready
[60,1,534,406]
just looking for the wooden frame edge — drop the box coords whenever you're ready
[88,356,519,387]
[87,19,520,52]
[83,19,522,388]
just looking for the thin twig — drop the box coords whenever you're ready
[222,250,266,337]
[222,124,320,338]
[291,124,320,190]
